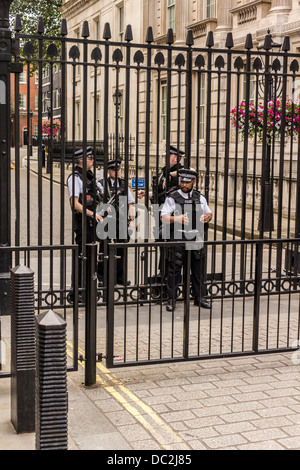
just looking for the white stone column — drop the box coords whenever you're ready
[214,0,232,47]
[215,0,233,33]
[174,0,189,45]
[268,0,292,23]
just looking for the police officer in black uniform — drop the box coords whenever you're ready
[156,145,184,205]
[97,160,135,285]
[137,146,184,278]
[67,146,103,290]
[161,168,212,312]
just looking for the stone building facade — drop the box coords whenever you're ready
[60,0,300,146]
[60,0,300,231]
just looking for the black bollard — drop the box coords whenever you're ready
[35,310,68,450]
[10,265,35,434]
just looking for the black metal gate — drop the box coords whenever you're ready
[0,4,299,377]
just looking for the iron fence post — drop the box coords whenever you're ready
[35,310,68,450]
[10,264,35,433]
[0,0,12,315]
[185,30,193,168]
[106,244,115,368]
[253,241,263,352]
[85,243,97,386]
[183,248,191,360]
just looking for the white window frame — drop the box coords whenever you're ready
[161,80,167,141]
[118,92,124,136]
[243,63,256,104]
[19,71,26,84]
[199,74,206,140]
[94,18,100,41]
[96,94,100,139]
[205,0,215,19]
[168,0,175,32]
[119,5,124,42]
[19,93,26,110]
[76,101,81,140]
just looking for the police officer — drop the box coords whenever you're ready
[156,145,184,279]
[67,146,103,289]
[138,146,184,280]
[156,145,184,205]
[161,168,212,312]
[97,160,135,285]
[137,145,184,203]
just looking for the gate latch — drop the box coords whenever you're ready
[97,353,106,362]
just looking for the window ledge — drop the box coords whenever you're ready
[186,18,217,40]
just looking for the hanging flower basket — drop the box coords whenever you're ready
[42,119,61,139]
[230,99,300,141]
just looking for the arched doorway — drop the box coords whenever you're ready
[23,127,28,146]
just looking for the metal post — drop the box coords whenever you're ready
[35,310,68,450]
[85,243,97,386]
[0,0,12,315]
[10,265,35,434]
[106,244,115,368]
[253,242,263,352]
[183,249,191,360]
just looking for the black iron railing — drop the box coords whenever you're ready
[0,0,300,379]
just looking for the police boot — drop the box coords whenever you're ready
[166,299,176,311]
[194,297,211,309]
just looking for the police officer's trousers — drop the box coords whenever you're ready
[166,244,206,300]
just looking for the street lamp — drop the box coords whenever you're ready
[113,90,122,159]
[257,29,283,234]
[113,89,122,109]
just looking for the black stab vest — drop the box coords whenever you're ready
[68,166,102,213]
[168,189,203,235]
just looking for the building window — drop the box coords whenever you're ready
[95,18,100,41]
[19,93,26,110]
[168,0,175,32]
[19,71,26,84]
[199,74,206,140]
[42,92,47,113]
[96,95,100,139]
[243,64,256,103]
[76,101,80,140]
[119,92,124,136]
[206,0,215,19]
[161,80,167,141]
[35,94,38,110]
[53,89,58,109]
[119,5,124,42]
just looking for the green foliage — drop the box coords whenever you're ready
[10,0,62,36]
[10,0,63,71]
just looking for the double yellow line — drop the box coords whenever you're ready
[66,341,191,450]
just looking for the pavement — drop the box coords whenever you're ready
[1,348,300,451]
[2,149,299,451]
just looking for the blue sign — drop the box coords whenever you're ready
[131,178,145,189]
